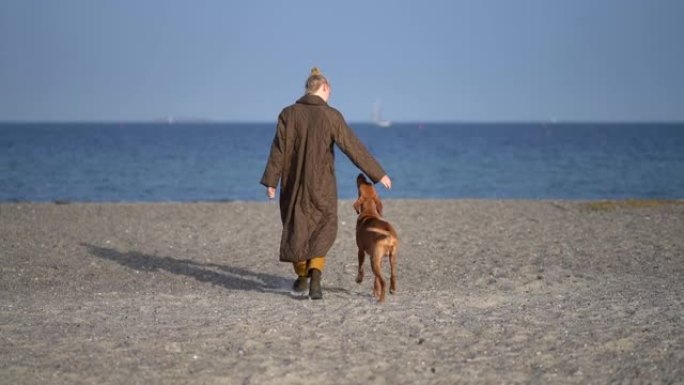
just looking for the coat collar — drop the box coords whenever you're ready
[296,94,328,106]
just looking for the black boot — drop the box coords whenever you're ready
[292,276,308,292]
[308,269,323,300]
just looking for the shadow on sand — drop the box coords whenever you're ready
[81,243,300,298]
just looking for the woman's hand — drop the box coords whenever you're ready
[267,187,276,199]
[379,175,392,189]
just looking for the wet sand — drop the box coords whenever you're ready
[1,200,683,384]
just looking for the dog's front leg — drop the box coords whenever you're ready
[356,248,365,283]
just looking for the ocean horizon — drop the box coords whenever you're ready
[2,120,683,124]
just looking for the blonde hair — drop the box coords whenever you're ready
[305,67,329,94]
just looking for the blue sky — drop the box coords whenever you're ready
[1,0,682,122]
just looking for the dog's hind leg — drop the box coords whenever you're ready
[356,248,365,284]
[389,245,397,294]
[371,251,386,302]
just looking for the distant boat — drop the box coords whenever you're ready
[372,100,391,127]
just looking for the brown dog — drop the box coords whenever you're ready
[353,173,398,303]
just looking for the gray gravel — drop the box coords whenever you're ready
[1,200,683,384]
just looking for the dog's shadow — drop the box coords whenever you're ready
[81,243,299,298]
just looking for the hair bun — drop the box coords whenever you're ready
[310,67,321,76]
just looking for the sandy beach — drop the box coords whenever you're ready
[1,200,683,384]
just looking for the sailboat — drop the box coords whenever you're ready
[371,100,391,128]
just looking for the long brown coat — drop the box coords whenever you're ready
[261,94,386,263]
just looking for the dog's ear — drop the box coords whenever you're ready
[374,197,384,216]
[353,198,362,214]
[357,173,368,187]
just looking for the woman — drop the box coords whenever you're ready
[261,67,392,300]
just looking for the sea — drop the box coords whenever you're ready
[1,122,683,202]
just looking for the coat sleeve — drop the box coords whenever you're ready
[260,112,286,188]
[332,112,386,183]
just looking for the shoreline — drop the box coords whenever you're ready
[2,197,684,204]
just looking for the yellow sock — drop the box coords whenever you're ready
[293,261,308,277]
[307,256,325,273]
